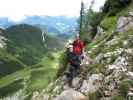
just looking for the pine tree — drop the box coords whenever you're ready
[79,1,85,35]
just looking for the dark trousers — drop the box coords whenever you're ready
[67,63,80,86]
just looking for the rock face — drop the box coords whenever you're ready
[0,36,6,48]
[116,16,133,32]
[0,28,6,48]
[129,11,133,17]
[96,26,104,36]
[80,73,104,95]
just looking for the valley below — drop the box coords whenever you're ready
[0,23,66,99]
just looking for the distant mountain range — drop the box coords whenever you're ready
[0,18,15,28]
[0,16,78,38]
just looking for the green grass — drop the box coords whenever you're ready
[0,49,27,77]
[100,16,117,31]
[119,79,133,97]
[0,79,24,97]
[0,51,61,98]
[112,95,124,100]
[88,90,102,100]
[27,52,61,91]
[0,68,31,89]
[117,1,133,17]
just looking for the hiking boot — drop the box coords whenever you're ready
[68,79,73,87]
[64,84,71,90]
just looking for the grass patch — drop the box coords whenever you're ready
[119,79,133,97]
[117,1,133,17]
[100,16,117,31]
[0,79,24,98]
[88,63,106,75]
[0,68,31,89]
[88,90,102,100]
[0,49,27,77]
[28,68,56,92]
[25,51,61,92]
[112,95,124,100]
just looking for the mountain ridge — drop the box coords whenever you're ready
[0,16,77,38]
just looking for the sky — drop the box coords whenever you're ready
[0,0,106,21]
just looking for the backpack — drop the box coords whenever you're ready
[68,52,81,66]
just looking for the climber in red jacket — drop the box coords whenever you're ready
[72,34,85,56]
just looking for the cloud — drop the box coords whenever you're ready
[0,0,106,21]
[92,0,106,11]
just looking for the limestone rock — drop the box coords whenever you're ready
[72,77,81,89]
[116,16,133,32]
[129,11,133,17]
[88,73,104,82]
[32,91,40,100]
[53,86,61,94]
[105,38,119,46]
[94,26,105,39]
[97,26,104,35]
[43,94,49,100]
[80,74,103,95]
[94,53,104,63]
[53,89,87,100]
[127,71,133,80]
[80,80,95,94]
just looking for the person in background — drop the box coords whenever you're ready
[72,34,85,56]
[72,35,92,65]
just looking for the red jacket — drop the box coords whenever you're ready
[72,39,84,55]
